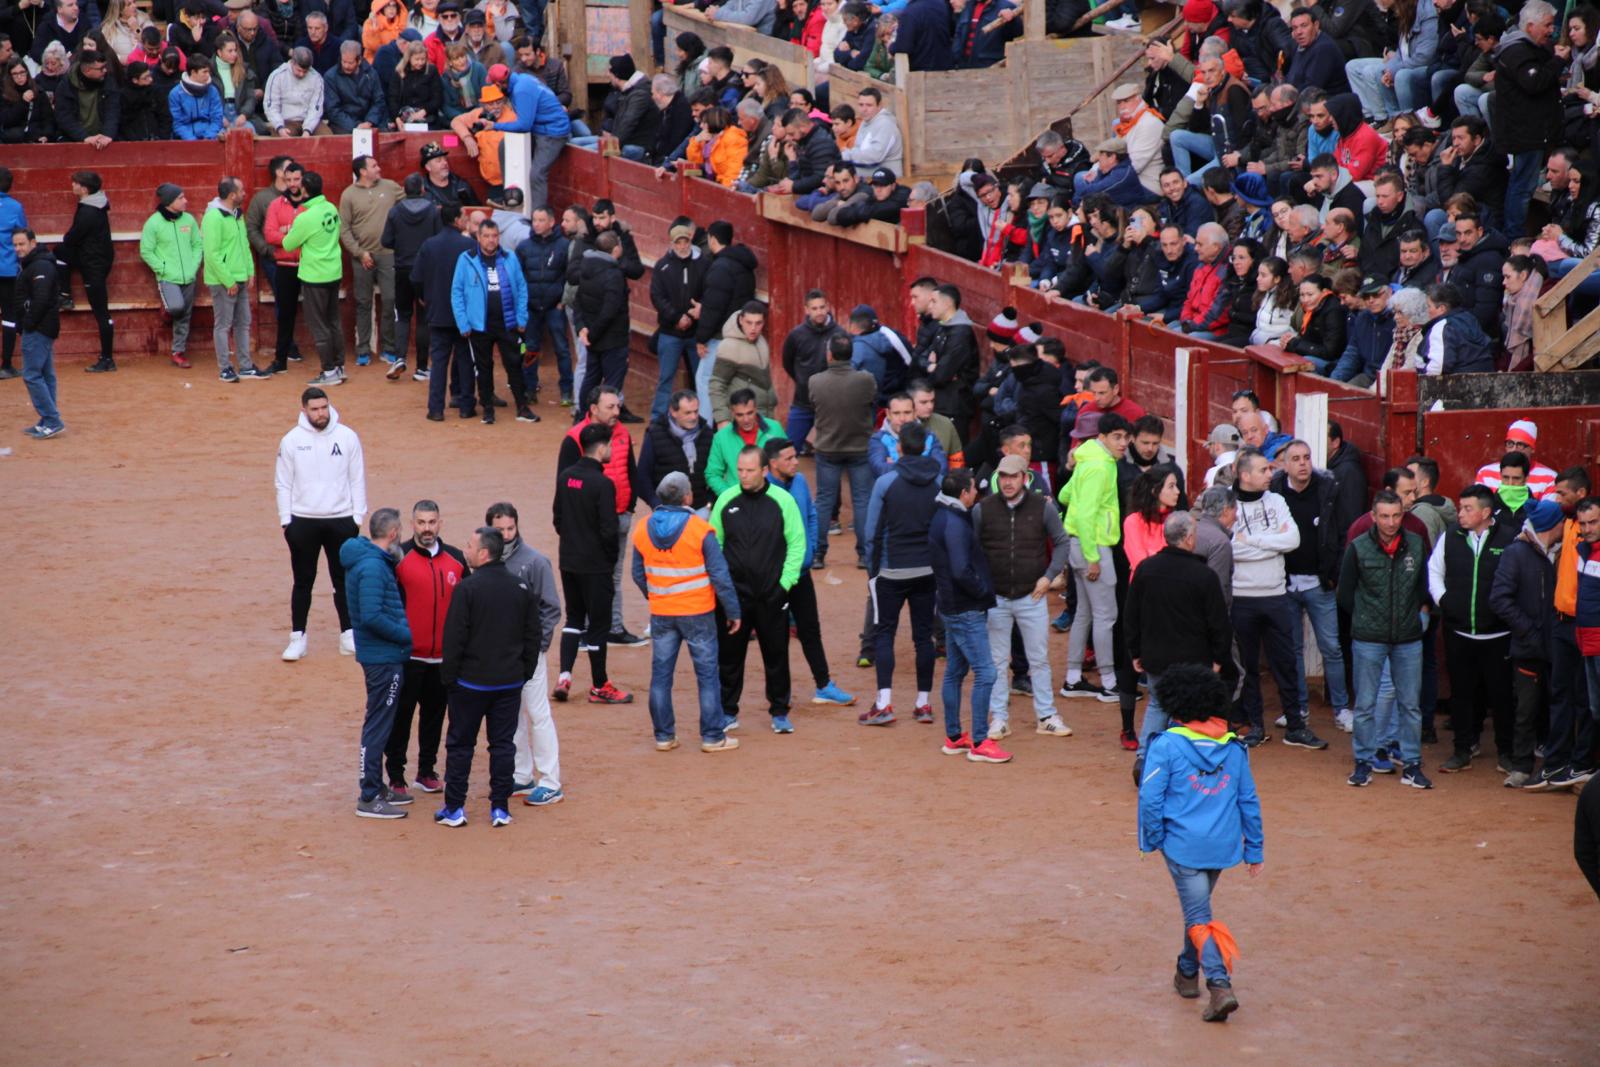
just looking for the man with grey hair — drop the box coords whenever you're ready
[324,39,387,134]
[1126,508,1234,776]
[632,471,744,752]
[264,48,326,137]
[1491,0,1563,236]
[1194,487,1237,604]
[1034,128,1086,192]
[342,506,413,820]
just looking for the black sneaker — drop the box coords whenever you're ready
[1060,678,1112,700]
[1283,727,1328,750]
[84,359,116,373]
[1400,762,1433,790]
[482,410,496,424]
[491,394,508,407]
[1550,765,1595,789]
[1010,678,1033,697]
[240,365,274,379]
[1238,727,1268,748]
[608,629,650,647]
[1421,725,1439,744]
[426,411,445,422]
[516,405,541,423]
[287,349,305,363]
[219,367,240,383]
[619,406,644,424]
[1439,751,1472,773]
[459,407,477,419]
[1522,765,1565,792]
[810,555,826,570]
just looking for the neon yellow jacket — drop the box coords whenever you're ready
[1058,436,1121,564]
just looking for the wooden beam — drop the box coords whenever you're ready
[758,192,908,253]
[1537,300,1600,369]
[1537,242,1600,313]
[662,5,812,92]
[630,0,653,72]
[558,0,587,99]
[1025,0,1045,40]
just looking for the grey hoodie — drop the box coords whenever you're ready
[264,61,324,132]
[503,536,563,653]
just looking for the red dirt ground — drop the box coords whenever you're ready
[5,361,1598,1065]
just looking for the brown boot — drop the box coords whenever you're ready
[1201,984,1239,1022]
[1173,970,1200,999]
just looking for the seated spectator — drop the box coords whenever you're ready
[1286,5,1352,93]
[1501,254,1546,371]
[1233,173,1274,241]
[705,0,778,35]
[1251,256,1298,344]
[1434,115,1506,231]
[54,51,121,145]
[1157,166,1214,237]
[1135,224,1198,324]
[1236,84,1307,200]
[807,161,869,222]
[1203,168,1246,239]
[152,45,185,101]
[119,59,169,140]
[696,45,740,111]
[363,0,407,62]
[234,13,284,89]
[1434,218,1462,283]
[890,0,954,72]
[439,43,487,126]
[647,72,694,165]
[829,2,873,73]
[1105,81,1165,196]
[168,2,221,59]
[461,9,504,69]
[787,0,826,56]
[1075,137,1150,209]
[1229,0,1295,82]
[1176,223,1233,334]
[424,1,468,71]
[1329,274,1396,384]
[607,54,658,157]
[1358,171,1419,281]
[1303,153,1365,221]
[951,0,1021,68]
[325,39,388,132]
[388,39,442,128]
[743,60,790,123]
[836,166,911,225]
[211,33,267,134]
[1031,194,1088,295]
[1288,247,1324,285]
[297,12,342,75]
[686,105,748,187]
[169,59,225,140]
[1035,127,1091,192]
[100,0,154,62]
[1169,52,1256,188]
[840,87,903,179]
[33,42,72,105]
[1415,282,1494,373]
[948,166,1005,262]
[1380,286,1429,376]
[1082,201,1133,309]
[1261,198,1296,259]
[1,58,54,143]
[1392,226,1438,287]
[778,106,842,195]
[1284,203,1325,260]
[1276,272,1346,373]
[1451,210,1506,332]
[266,47,327,135]
[997,181,1052,264]
[864,14,898,80]
[1320,207,1361,273]
[1198,239,1262,345]
[30,0,86,64]
[829,102,858,149]
[1346,0,1439,125]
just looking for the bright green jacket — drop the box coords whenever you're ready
[201,202,254,287]
[710,479,805,596]
[704,416,784,498]
[1057,437,1121,564]
[281,194,343,283]
[139,210,202,285]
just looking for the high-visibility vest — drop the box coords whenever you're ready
[631,513,717,616]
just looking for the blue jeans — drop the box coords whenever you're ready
[1550,257,1600,299]
[1170,129,1218,185]
[695,338,719,420]
[1347,58,1397,121]
[649,6,666,64]
[1137,671,1170,759]
[652,333,699,418]
[1454,83,1486,120]
[785,404,815,448]
[814,452,872,563]
[1165,858,1230,986]
[360,662,404,802]
[648,612,727,743]
[1504,151,1542,238]
[620,144,647,162]
[525,305,572,397]
[1289,584,1350,712]
[941,609,995,742]
[1351,639,1421,765]
[21,331,61,430]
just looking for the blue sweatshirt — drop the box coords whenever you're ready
[493,71,573,137]
[768,469,817,569]
[1138,723,1265,870]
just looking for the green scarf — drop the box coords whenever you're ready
[1497,483,1531,513]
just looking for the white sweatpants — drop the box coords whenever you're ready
[513,657,561,790]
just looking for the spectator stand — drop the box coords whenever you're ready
[1535,242,1600,371]
[661,5,814,98]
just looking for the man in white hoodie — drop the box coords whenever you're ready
[840,88,904,181]
[275,387,368,661]
[1230,448,1328,751]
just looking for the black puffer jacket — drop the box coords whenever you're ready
[0,89,53,143]
[923,310,980,428]
[571,248,630,351]
[57,192,114,281]
[17,246,60,338]
[694,243,758,344]
[650,247,709,337]
[1283,294,1347,368]
[781,315,846,409]
[611,77,659,150]
[788,122,842,195]
[835,184,911,226]
[1489,32,1565,155]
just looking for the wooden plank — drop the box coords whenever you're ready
[1537,242,1600,313]
[758,192,908,253]
[662,6,812,92]
[1539,301,1600,367]
[559,0,588,98]
[629,0,654,73]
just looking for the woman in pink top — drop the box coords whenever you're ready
[1123,464,1183,575]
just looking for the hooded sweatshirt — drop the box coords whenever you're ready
[140,205,203,285]
[380,195,441,269]
[1231,486,1301,597]
[201,197,254,287]
[274,405,368,526]
[864,452,942,576]
[630,506,741,618]
[708,312,776,423]
[1138,719,1264,870]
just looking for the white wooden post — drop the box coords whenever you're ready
[351,128,375,159]
[1295,392,1329,469]
[1173,347,1192,488]
[502,132,533,214]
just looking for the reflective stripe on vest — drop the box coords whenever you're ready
[632,514,717,615]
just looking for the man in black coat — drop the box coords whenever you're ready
[1488,500,1564,788]
[1434,117,1507,227]
[14,230,65,438]
[1490,2,1564,236]
[608,54,659,158]
[1451,211,1508,334]
[553,422,628,702]
[381,174,441,377]
[572,230,631,410]
[648,223,708,418]
[780,289,847,453]
[647,74,694,166]
[637,390,716,511]
[57,170,116,371]
[1360,173,1419,282]
[921,283,980,431]
[54,53,120,144]
[694,221,758,401]
[773,108,842,196]
[835,169,912,226]
[412,203,478,419]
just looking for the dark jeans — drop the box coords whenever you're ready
[1511,657,1548,774]
[386,659,447,784]
[393,269,429,364]
[526,304,572,396]
[871,573,937,693]
[1444,630,1513,758]
[648,611,726,743]
[578,344,628,411]
[283,515,358,632]
[814,452,871,563]
[1231,594,1305,731]
[788,570,831,688]
[57,264,114,364]
[717,592,791,719]
[444,683,519,809]
[469,329,526,412]
[427,326,472,416]
[271,262,302,364]
[359,662,404,802]
[1549,618,1597,770]
[784,404,815,448]
[302,279,343,371]
[558,569,612,683]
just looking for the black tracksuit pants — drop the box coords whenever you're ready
[284,515,358,632]
[559,569,611,684]
[444,683,518,809]
[718,592,791,719]
[788,570,831,687]
[386,659,447,784]
[470,329,526,413]
[1446,630,1514,758]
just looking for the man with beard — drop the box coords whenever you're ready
[780,289,846,453]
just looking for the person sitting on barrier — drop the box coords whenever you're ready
[1328,274,1396,385]
[1272,272,1346,375]
[1030,194,1088,296]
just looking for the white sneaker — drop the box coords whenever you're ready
[1036,714,1074,737]
[1274,713,1288,728]
[1335,708,1354,733]
[988,719,1012,740]
[339,629,356,655]
[282,631,308,661]
[1106,13,1141,30]
[1415,107,1441,129]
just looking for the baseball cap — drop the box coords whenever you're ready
[1505,418,1538,447]
[869,167,896,186]
[996,454,1030,475]
[1437,221,1458,242]
[1358,274,1388,296]
[669,224,694,241]
[1207,423,1241,447]
[1071,410,1104,440]
[419,142,448,164]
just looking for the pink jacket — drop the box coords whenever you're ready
[1123,511,1168,576]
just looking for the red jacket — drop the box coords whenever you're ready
[795,6,825,55]
[1180,258,1228,328]
[394,539,468,660]
[1334,122,1386,183]
[425,26,465,71]
[264,194,305,265]
[564,417,634,514]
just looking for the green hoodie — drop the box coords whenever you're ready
[705,416,784,499]
[281,194,343,284]
[1058,437,1121,564]
[202,201,254,288]
[139,210,203,285]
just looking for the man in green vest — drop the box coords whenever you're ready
[139,183,203,369]
[283,170,346,386]
[202,175,268,381]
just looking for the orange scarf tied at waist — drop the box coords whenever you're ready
[1188,921,1241,973]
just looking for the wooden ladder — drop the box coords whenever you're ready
[1534,243,1600,370]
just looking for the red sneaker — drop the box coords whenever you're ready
[1119,730,1139,751]
[913,704,934,723]
[941,732,972,755]
[552,677,571,702]
[414,774,443,793]
[589,681,634,704]
[967,738,1014,763]
[170,352,191,369]
[858,705,896,726]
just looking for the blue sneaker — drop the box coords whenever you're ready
[491,806,512,827]
[1371,750,1395,774]
[434,806,467,826]
[525,785,564,806]
[1051,608,1073,632]
[356,353,370,366]
[1400,763,1433,790]
[1347,761,1373,787]
[812,682,855,706]
[771,715,794,734]
[380,352,398,364]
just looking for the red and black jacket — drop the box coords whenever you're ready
[395,538,468,661]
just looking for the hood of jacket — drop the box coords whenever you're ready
[393,196,435,224]
[338,534,397,571]
[896,452,942,488]
[1325,91,1365,137]
[720,311,762,345]
[646,506,694,548]
[1491,27,1530,60]
[80,190,110,211]
[180,73,212,96]
[939,309,975,329]
[1164,718,1238,772]
[716,242,759,274]
[297,405,342,436]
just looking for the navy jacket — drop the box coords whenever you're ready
[1416,308,1494,374]
[929,495,997,616]
[1159,186,1213,238]
[411,228,477,329]
[1330,306,1394,383]
[834,17,877,70]
[324,61,387,130]
[1077,158,1148,209]
[1489,534,1555,662]
[340,536,412,665]
[864,453,942,574]
[515,228,569,312]
[1134,245,1197,320]
[951,0,1021,68]
[893,0,954,71]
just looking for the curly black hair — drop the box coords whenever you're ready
[1152,663,1230,724]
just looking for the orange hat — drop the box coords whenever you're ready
[480,84,505,103]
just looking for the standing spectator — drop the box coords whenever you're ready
[552,421,633,704]
[437,525,544,829]
[168,62,225,140]
[1059,411,1129,708]
[1490,1,1564,237]
[54,51,120,145]
[711,445,806,734]
[13,229,64,439]
[387,500,467,800]
[275,387,366,661]
[412,203,477,418]
[339,154,403,368]
[556,385,645,646]
[342,507,413,821]
[1529,469,1595,789]
[1490,499,1565,787]
[570,231,630,410]
[861,421,943,725]
[975,453,1073,740]
[890,0,954,72]
[283,170,346,386]
[1137,663,1263,1024]
[264,48,326,136]
[487,65,571,218]
[1473,419,1559,496]
[632,471,743,752]
[693,220,758,415]
[380,173,440,381]
[929,468,1011,763]
[780,288,846,451]
[247,156,301,373]
[648,223,707,418]
[809,334,877,569]
[201,176,268,382]
[637,390,716,513]
[708,301,776,424]
[516,205,573,404]
[451,217,535,424]
[139,183,203,371]
[0,167,25,379]
[920,283,979,429]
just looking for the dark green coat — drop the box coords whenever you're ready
[1336,525,1428,645]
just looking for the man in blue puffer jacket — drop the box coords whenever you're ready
[450,218,533,423]
[514,205,572,404]
[340,508,414,821]
[490,68,572,216]
[168,67,225,140]
[1138,663,1264,1024]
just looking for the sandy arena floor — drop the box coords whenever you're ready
[4,361,1598,1065]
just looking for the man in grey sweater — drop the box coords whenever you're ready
[807,334,877,569]
[264,48,325,136]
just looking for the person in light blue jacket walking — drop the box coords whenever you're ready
[1138,663,1264,1024]
[450,218,535,424]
